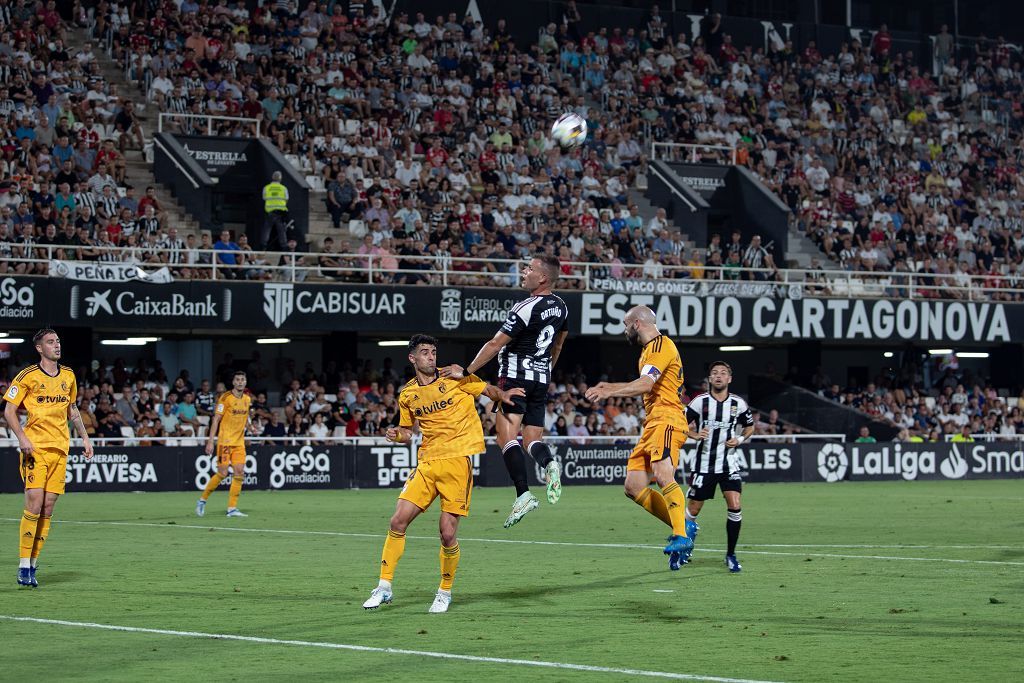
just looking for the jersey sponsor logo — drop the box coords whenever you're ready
[37,395,70,404]
[0,277,34,319]
[412,397,455,416]
[269,445,331,488]
[439,288,461,330]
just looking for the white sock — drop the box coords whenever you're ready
[19,558,30,569]
[30,558,37,569]
[437,589,451,596]
[378,579,392,591]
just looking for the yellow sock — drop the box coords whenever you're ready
[630,488,672,527]
[201,473,225,501]
[227,473,243,509]
[380,530,406,582]
[31,515,51,561]
[660,482,688,537]
[439,543,460,591]
[19,510,38,559]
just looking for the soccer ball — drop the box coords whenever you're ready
[551,112,587,149]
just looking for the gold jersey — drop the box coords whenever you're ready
[399,373,486,462]
[638,335,687,430]
[214,391,251,447]
[4,364,78,454]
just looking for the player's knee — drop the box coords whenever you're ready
[389,514,409,533]
[623,480,644,498]
[439,529,457,546]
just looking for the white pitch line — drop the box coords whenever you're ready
[0,615,783,683]
[3,519,1022,567]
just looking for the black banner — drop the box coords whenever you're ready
[176,136,252,177]
[4,275,1024,344]
[1,442,1021,494]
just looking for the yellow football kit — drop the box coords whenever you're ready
[629,335,689,472]
[215,391,251,466]
[397,373,486,516]
[5,364,77,495]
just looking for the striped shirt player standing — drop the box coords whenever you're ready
[684,361,754,572]
[442,254,568,528]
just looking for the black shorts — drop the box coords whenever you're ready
[687,471,742,501]
[494,377,547,428]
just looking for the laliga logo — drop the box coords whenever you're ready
[817,443,848,482]
[939,445,969,479]
[269,445,330,488]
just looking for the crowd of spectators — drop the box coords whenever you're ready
[0,349,795,444]
[810,356,1022,440]
[6,3,1024,299]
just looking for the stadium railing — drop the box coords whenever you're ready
[943,433,1024,442]
[157,113,263,138]
[9,243,1024,301]
[651,142,737,165]
[31,434,846,448]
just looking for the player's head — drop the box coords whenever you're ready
[708,361,732,391]
[622,305,656,346]
[523,254,560,292]
[407,334,438,375]
[33,328,60,361]
[232,370,247,392]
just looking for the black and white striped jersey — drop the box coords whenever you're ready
[685,392,754,474]
[496,294,568,384]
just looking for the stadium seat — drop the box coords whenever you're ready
[119,426,138,446]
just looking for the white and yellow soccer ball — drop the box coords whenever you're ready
[550,112,588,149]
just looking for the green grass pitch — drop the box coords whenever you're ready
[1,481,1021,682]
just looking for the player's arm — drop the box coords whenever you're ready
[3,399,32,455]
[67,401,94,459]
[725,406,756,447]
[549,329,569,370]
[585,374,655,401]
[482,383,526,405]
[686,405,709,441]
[385,394,416,443]
[449,330,513,377]
[205,412,222,455]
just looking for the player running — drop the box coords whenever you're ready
[684,361,754,572]
[443,254,568,528]
[196,371,252,518]
[585,305,693,569]
[363,335,523,613]
[5,328,94,587]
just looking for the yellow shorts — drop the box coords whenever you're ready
[627,422,687,472]
[20,447,68,495]
[217,445,246,468]
[399,456,474,516]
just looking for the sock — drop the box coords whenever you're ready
[227,472,244,509]
[685,508,697,522]
[19,510,38,561]
[660,482,688,537]
[439,542,461,591]
[726,508,742,555]
[501,440,530,497]
[379,529,406,582]
[30,515,51,562]
[19,557,30,569]
[628,488,672,527]
[527,441,554,468]
[201,472,225,501]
